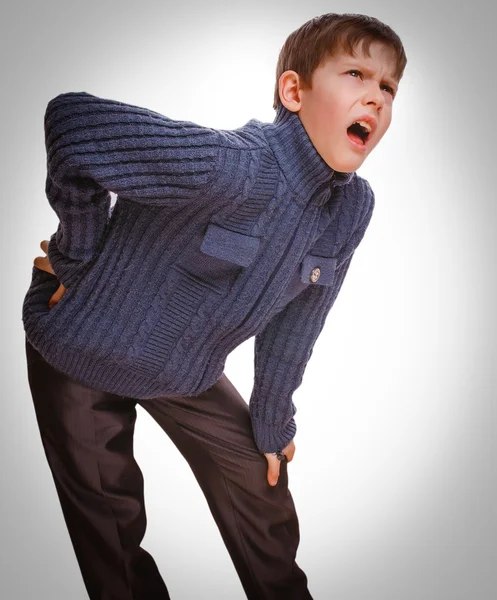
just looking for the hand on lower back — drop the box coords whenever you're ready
[33,239,67,308]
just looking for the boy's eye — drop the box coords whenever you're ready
[383,85,395,97]
[346,69,395,97]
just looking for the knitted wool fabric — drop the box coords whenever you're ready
[22,92,374,453]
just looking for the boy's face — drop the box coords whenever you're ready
[280,40,399,173]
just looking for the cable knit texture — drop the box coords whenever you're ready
[22,92,375,454]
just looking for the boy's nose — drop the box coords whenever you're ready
[361,83,385,108]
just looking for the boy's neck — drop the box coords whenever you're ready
[261,103,354,204]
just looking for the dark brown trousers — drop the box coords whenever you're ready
[25,338,313,600]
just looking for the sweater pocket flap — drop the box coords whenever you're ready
[200,222,260,267]
[300,254,338,286]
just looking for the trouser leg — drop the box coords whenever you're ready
[140,373,313,600]
[25,338,170,600]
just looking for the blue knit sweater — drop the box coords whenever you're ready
[22,92,375,454]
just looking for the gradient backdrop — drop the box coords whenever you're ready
[2,0,496,598]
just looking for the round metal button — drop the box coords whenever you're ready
[310,267,320,283]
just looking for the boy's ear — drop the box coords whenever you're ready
[279,70,302,113]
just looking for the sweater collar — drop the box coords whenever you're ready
[259,103,354,205]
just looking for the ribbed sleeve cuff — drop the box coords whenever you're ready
[47,232,88,288]
[250,414,297,454]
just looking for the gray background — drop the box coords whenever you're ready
[2,0,496,598]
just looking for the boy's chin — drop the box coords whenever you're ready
[322,149,366,173]
[328,158,364,174]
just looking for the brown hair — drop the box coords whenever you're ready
[273,13,407,110]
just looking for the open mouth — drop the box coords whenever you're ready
[346,121,372,146]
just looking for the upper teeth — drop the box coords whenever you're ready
[356,120,372,133]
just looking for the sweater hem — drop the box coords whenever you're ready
[23,326,186,400]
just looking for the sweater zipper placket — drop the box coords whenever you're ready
[328,171,336,203]
[238,177,336,331]
[237,223,302,330]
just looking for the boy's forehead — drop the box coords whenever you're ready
[331,43,398,81]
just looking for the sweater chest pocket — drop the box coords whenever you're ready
[200,222,260,267]
[179,222,260,293]
[300,254,338,286]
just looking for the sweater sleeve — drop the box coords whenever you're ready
[44,91,223,287]
[249,191,375,454]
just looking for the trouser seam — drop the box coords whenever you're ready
[221,471,266,599]
[90,408,135,600]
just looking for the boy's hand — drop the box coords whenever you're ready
[33,240,67,308]
[264,439,296,486]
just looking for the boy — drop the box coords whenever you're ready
[23,12,407,600]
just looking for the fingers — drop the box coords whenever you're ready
[265,454,281,487]
[33,239,65,310]
[268,457,279,486]
[33,240,55,275]
[48,283,66,309]
[33,255,55,276]
[263,440,296,486]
